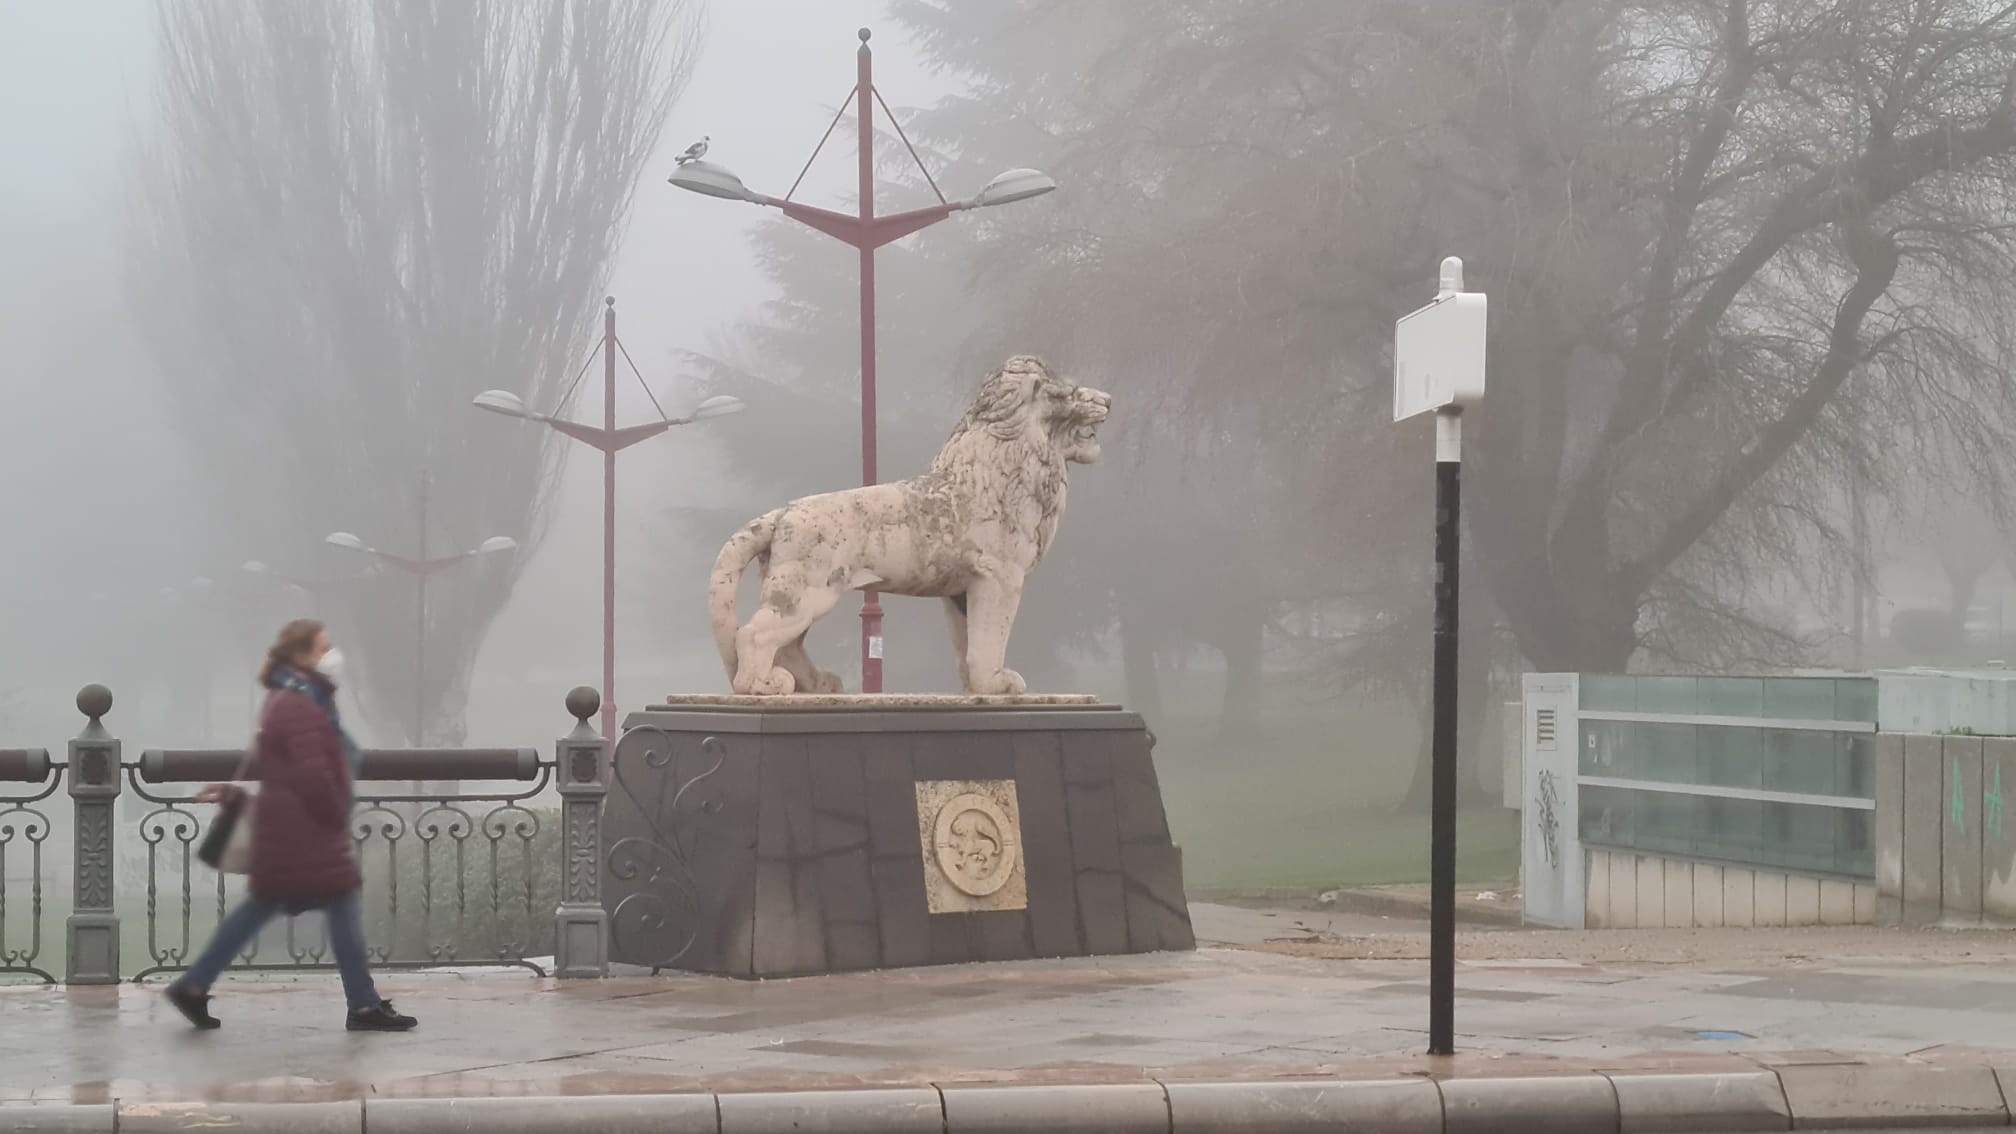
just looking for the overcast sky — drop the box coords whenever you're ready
[1,0,952,329]
[0,0,967,742]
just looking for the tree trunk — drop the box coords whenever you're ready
[1501,577,1640,676]
[1399,641,1499,810]
[1215,612,1266,740]
[1946,560,1988,622]
[1399,574,1638,812]
[1120,612,1166,721]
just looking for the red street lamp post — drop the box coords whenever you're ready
[472,297,744,741]
[667,27,1057,693]
[326,476,518,745]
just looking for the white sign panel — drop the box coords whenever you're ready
[1393,292,1488,422]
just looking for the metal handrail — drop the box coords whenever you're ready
[135,747,542,783]
[0,749,53,784]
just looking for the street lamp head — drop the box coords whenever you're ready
[693,394,747,421]
[190,575,214,590]
[969,167,1057,209]
[476,536,519,556]
[326,532,368,553]
[242,560,269,575]
[472,389,536,420]
[668,160,763,204]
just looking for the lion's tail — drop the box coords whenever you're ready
[710,510,781,684]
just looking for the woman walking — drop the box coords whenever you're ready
[165,618,417,1032]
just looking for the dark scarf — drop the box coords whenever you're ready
[266,664,363,773]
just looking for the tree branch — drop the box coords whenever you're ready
[1621,223,1902,589]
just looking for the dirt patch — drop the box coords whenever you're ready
[1202,883,1525,927]
[1244,924,2016,966]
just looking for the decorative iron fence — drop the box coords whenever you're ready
[0,684,610,986]
[0,747,61,983]
[127,747,555,979]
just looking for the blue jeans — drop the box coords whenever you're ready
[177,891,382,1012]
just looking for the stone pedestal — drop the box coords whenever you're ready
[601,696,1193,978]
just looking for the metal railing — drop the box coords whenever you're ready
[0,684,610,985]
[0,747,61,983]
[128,747,552,979]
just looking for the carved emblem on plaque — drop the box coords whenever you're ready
[915,779,1026,913]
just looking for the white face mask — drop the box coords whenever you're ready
[315,647,346,683]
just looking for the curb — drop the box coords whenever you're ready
[5,1066,2012,1132]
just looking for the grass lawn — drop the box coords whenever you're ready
[0,891,255,983]
[0,896,157,983]
[1150,699,1520,895]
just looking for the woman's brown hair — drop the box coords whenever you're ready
[258,618,326,686]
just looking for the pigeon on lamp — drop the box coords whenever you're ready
[675,136,709,166]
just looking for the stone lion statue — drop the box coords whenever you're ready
[710,356,1111,696]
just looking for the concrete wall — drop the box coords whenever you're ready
[1877,733,2016,926]
[1879,670,2016,735]
[1583,848,1873,929]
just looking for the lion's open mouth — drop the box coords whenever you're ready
[1073,426,1099,443]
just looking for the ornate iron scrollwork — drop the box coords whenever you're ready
[0,764,62,983]
[607,729,724,972]
[123,762,558,981]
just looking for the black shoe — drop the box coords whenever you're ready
[165,983,220,1030]
[346,1000,417,1032]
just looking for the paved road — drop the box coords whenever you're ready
[4,907,2015,1105]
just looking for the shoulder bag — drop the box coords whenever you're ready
[196,702,265,874]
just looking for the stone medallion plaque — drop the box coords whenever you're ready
[915,779,1027,914]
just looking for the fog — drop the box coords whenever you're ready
[10,1,2016,896]
[1,0,947,746]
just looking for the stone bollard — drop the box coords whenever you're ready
[553,686,610,979]
[66,684,121,985]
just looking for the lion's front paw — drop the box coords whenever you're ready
[969,669,1026,696]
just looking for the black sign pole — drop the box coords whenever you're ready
[1429,409,1461,1057]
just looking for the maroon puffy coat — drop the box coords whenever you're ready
[243,688,361,903]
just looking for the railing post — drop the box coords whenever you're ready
[65,684,121,985]
[554,686,609,978]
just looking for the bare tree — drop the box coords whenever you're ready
[1399,0,2016,671]
[893,0,1462,734]
[898,0,2016,684]
[128,0,703,742]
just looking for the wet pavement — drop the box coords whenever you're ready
[3,905,2014,1105]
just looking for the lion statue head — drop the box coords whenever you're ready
[938,356,1111,473]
